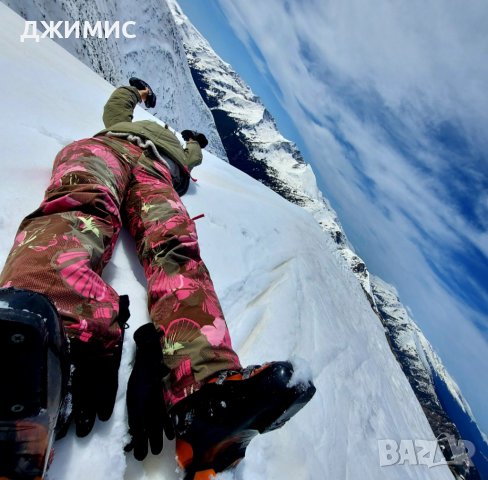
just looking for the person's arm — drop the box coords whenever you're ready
[180,131,207,170]
[102,86,147,128]
[183,139,203,170]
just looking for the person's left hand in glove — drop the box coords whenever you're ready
[181,130,209,149]
[125,323,175,461]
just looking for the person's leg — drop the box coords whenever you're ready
[0,136,145,477]
[0,137,140,350]
[124,153,241,407]
[123,153,316,480]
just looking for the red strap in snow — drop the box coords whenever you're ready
[184,166,198,182]
[191,213,205,221]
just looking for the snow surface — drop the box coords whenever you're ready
[0,4,454,480]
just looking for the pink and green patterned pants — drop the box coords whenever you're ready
[0,136,241,406]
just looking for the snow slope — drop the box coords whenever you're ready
[3,0,227,159]
[0,4,454,480]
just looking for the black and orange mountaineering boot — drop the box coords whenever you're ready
[170,361,316,480]
[0,288,68,480]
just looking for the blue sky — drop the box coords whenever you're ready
[177,0,488,434]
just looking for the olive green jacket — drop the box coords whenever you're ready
[96,86,202,195]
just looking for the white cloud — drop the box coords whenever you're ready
[218,0,488,432]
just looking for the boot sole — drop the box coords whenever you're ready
[0,302,54,479]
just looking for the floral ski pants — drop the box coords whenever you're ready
[0,136,241,406]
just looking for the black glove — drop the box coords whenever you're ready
[125,324,175,461]
[129,77,157,108]
[181,129,209,149]
[70,295,130,437]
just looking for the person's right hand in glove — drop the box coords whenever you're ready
[69,295,130,438]
[125,323,175,461]
[70,339,124,437]
[181,130,209,149]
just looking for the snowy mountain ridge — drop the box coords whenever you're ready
[167,2,485,478]
[372,277,488,479]
[168,0,377,305]
[372,277,468,413]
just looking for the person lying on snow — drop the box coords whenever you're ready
[0,78,315,480]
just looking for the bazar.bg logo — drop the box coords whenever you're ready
[20,20,136,42]
[378,435,476,468]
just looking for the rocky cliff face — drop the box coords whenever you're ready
[168,2,483,478]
